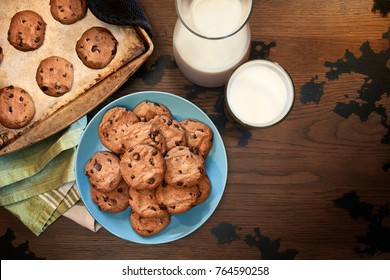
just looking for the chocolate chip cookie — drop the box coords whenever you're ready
[195,174,211,205]
[156,182,199,214]
[76,26,118,69]
[130,210,170,237]
[180,119,213,158]
[120,122,167,155]
[149,115,187,151]
[7,10,46,52]
[90,180,129,213]
[120,144,166,191]
[98,107,139,154]
[50,0,88,24]
[133,101,172,122]
[36,56,74,97]
[84,151,122,193]
[0,85,35,129]
[164,146,205,188]
[128,186,168,218]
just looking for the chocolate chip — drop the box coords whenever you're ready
[133,153,140,160]
[91,45,100,53]
[149,158,155,166]
[117,188,123,193]
[177,182,183,186]
[8,94,14,98]
[159,203,167,210]
[148,178,155,184]
[34,37,40,43]
[108,198,117,206]
[8,106,13,113]
[41,86,48,91]
[189,146,199,155]
[94,163,102,171]
[150,130,160,140]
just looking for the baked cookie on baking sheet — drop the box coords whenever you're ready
[0,86,35,129]
[50,0,88,25]
[7,10,46,52]
[84,151,122,193]
[164,146,205,188]
[98,107,139,154]
[149,115,187,151]
[130,210,170,237]
[120,122,167,155]
[90,180,129,213]
[128,186,168,218]
[76,26,118,69]
[180,119,213,158]
[133,100,172,122]
[36,56,74,97]
[156,182,199,214]
[120,144,166,191]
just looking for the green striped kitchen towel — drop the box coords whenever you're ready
[0,117,99,235]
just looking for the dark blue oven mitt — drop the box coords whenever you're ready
[88,0,153,38]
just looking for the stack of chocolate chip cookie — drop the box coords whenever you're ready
[85,100,213,237]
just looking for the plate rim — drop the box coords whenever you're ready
[74,90,228,244]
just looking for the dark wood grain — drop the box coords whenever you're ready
[1,0,389,260]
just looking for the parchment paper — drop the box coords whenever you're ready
[0,0,145,148]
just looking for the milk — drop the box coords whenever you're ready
[173,0,251,87]
[226,60,294,127]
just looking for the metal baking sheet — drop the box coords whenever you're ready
[0,0,153,155]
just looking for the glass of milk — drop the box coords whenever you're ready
[225,60,295,128]
[173,0,253,87]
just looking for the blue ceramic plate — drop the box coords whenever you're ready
[74,91,228,244]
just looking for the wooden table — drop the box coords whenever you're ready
[1,0,389,260]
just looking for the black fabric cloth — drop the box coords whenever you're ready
[88,0,153,38]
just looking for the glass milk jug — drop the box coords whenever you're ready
[173,0,253,87]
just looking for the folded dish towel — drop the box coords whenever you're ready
[0,117,101,236]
